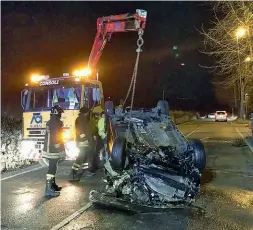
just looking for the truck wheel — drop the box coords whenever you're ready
[111,136,126,171]
[189,139,206,171]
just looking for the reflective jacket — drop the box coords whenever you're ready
[75,113,93,147]
[43,115,65,159]
[98,117,106,140]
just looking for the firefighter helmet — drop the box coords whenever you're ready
[51,105,64,115]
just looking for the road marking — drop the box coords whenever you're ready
[185,126,200,137]
[202,140,232,143]
[236,128,253,153]
[1,165,44,181]
[51,202,93,230]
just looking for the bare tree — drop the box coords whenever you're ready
[198,1,253,119]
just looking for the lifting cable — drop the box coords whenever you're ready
[122,28,144,114]
[122,28,144,144]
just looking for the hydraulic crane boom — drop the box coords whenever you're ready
[88,9,147,76]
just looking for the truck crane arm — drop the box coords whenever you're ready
[88,9,147,73]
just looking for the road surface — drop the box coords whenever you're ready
[1,120,253,230]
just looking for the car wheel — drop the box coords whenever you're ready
[111,136,127,171]
[157,100,169,115]
[189,139,206,171]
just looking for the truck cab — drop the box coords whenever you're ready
[20,74,104,166]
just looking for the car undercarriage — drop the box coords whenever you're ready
[89,100,206,210]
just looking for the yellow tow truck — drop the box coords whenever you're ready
[20,74,104,165]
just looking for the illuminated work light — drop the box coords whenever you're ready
[31,74,49,82]
[73,68,91,77]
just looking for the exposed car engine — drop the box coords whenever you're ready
[89,101,206,210]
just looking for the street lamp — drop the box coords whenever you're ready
[235,27,247,38]
[244,56,252,62]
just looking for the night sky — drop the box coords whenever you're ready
[2,1,217,117]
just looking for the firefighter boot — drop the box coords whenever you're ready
[52,178,62,191]
[45,179,60,197]
[68,169,80,181]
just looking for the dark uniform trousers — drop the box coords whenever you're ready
[72,145,93,171]
[47,159,59,178]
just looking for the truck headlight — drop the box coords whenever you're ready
[65,141,79,158]
[63,130,71,140]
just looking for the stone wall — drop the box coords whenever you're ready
[1,115,33,172]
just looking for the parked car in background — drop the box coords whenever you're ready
[215,111,228,122]
[208,113,215,119]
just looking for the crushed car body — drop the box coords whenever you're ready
[89,100,206,210]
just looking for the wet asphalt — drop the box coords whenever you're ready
[1,121,253,230]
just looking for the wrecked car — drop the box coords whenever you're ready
[89,100,206,210]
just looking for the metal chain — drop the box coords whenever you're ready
[125,29,144,145]
[123,29,144,109]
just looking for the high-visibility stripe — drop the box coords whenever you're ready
[42,151,65,159]
[72,165,79,170]
[72,163,80,170]
[78,141,89,147]
[46,174,55,180]
[81,162,89,169]
[54,143,60,148]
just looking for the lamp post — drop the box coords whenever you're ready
[245,93,249,118]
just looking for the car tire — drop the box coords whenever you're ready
[157,100,169,115]
[189,139,206,171]
[111,136,127,171]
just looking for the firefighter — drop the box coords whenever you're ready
[43,105,65,197]
[69,107,94,181]
[89,111,102,174]
[97,110,108,161]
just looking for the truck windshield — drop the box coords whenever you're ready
[23,86,82,111]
